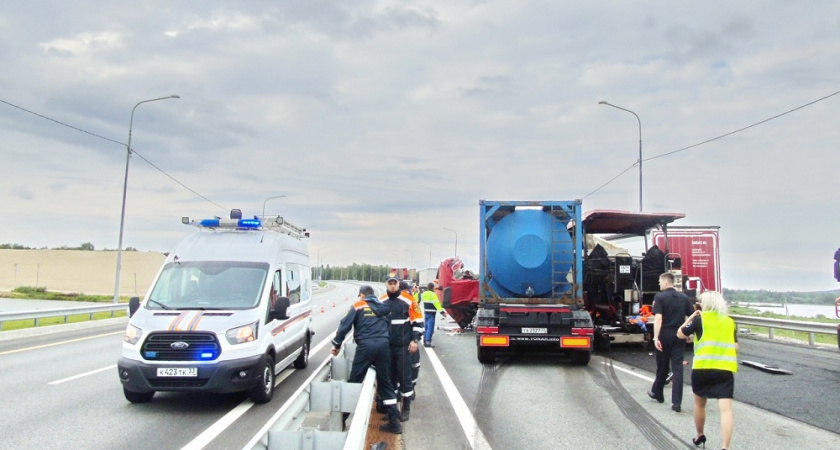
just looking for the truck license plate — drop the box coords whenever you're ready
[157,368,197,377]
[521,327,547,334]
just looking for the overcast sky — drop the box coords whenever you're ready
[2,1,839,292]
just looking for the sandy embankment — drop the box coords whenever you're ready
[0,249,165,297]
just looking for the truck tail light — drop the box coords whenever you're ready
[480,335,509,347]
[561,336,591,348]
[476,326,499,334]
[571,327,594,336]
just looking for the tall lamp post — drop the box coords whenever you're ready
[599,101,643,212]
[262,195,287,217]
[443,227,458,258]
[317,247,328,281]
[113,95,180,303]
[421,241,432,270]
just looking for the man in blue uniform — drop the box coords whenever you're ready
[381,276,424,422]
[331,285,402,434]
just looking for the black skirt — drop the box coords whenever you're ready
[691,369,734,399]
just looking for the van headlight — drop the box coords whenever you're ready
[226,321,258,345]
[124,324,143,345]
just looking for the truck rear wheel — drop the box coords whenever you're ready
[477,345,496,364]
[571,351,591,366]
[123,388,154,403]
[249,355,275,404]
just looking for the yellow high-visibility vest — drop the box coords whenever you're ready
[693,311,738,372]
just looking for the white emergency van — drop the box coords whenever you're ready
[118,210,313,404]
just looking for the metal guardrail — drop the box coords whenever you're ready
[730,314,839,346]
[0,303,128,329]
[245,340,377,450]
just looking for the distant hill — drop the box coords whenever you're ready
[723,288,840,305]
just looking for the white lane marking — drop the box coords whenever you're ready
[242,334,335,450]
[176,365,301,450]
[602,361,654,382]
[182,400,256,450]
[0,331,124,356]
[425,347,492,450]
[182,334,335,450]
[49,364,116,385]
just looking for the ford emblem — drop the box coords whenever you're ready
[171,341,190,349]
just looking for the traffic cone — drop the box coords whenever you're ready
[320,306,325,313]
[332,302,336,308]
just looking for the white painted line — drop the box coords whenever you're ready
[425,347,492,450]
[183,334,335,450]
[49,364,116,385]
[0,331,124,356]
[181,400,256,450]
[602,361,654,382]
[242,334,336,450]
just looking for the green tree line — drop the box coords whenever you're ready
[0,243,138,251]
[723,288,840,306]
[312,264,401,283]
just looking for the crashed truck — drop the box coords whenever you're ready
[434,200,721,364]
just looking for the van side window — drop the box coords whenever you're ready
[271,270,282,309]
[299,264,311,302]
[287,265,301,305]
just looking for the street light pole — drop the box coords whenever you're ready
[262,194,287,217]
[599,101,643,212]
[443,227,458,257]
[317,247,328,281]
[421,241,432,269]
[114,95,180,303]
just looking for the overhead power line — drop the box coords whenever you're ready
[583,89,840,200]
[0,98,227,211]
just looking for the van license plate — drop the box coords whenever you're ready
[157,368,197,377]
[522,327,547,334]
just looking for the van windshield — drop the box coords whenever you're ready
[146,261,269,310]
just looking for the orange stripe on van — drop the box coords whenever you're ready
[169,312,189,331]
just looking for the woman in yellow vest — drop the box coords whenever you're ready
[677,291,738,450]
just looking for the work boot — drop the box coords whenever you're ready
[379,416,403,434]
[400,397,411,422]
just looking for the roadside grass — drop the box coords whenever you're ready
[1,286,126,302]
[730,305,839,347]
[1,310,128,331]
[0,286,129,332]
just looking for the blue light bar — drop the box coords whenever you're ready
[199,219,220,228]
[200,352,215,359]
[239,219,261,228]
[197,218,262,229]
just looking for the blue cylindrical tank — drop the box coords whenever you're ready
[486,209,572,297]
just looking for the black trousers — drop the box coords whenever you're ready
[389,344,414,399]
[350,340,399,421]
[651,330,686,406]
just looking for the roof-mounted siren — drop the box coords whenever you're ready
[230,209,242,220]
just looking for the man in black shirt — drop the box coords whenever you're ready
[648,272,694,412]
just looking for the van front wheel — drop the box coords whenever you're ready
[124,388,154,403]
[249,355,275,404]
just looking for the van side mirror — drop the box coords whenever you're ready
[272,296,291,321]
[129,297,140,317]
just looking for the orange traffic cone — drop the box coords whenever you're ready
[332,302,336,308]
[320,306,325,313]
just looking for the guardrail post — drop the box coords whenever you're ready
[837,324,839,349]
[768,327,774,340]
[808,333,815,346]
